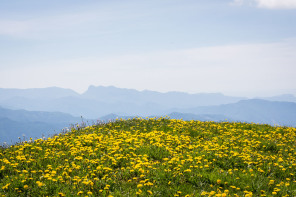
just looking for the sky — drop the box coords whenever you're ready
[0,0,296,97]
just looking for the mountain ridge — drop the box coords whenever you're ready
[1,86,296,144]
[174,99,296,127]
[0,86,247,118]
[1,98,296,144]
[0,106,81,144]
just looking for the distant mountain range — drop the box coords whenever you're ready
[99,112,231,122]
[172,99,296,127]
[99,99,296,127]
[5,86,296,119]
[0,86,247,118]
[1,86,296,144]
[257,94,296,103]
[0,107,81,144]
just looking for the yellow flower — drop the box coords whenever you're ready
[36,181,44,187]
[147,190,153,195]
[136,189,142,194]
[269,180,274,185]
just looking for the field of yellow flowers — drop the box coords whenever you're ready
[1,117,296,196]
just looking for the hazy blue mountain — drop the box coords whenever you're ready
[0,106,81,144]
[0,97,166,118]
[258,94,296,103]
[0,87,79,101]
[1,86,295,125]
[83,85,246,108]
[0,86,246,118]
[0,107,80,123]
[2,86,296,145]
[0,118,69,145]
[0,87,81,112]
[177,99,296,126]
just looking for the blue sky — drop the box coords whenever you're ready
[0,0,296,97]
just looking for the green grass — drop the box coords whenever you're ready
[0,117,296,196]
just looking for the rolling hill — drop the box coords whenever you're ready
[1,118,296,196]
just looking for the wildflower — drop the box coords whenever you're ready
[2,183,10,190]
[36,181,44,187]
[104,185,110,190]
[147,190,153,195]
[137,184,143,188]
[136,189,142,195]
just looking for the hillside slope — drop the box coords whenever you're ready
[1,118,295,196]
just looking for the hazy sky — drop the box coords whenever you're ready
[0,0,296,97]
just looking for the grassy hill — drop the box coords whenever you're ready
[1,118,296,196]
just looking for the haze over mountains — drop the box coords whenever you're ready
[0,86,247,118]
[1,85,296,144]
[0,106,80,144]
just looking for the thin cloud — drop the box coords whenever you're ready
[256,0,296,9]
[231,0,296,9]
[0,12,111,38]
[0,20,33,36]
[0,2,137,39]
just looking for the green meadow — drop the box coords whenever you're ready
[1,118,296,196]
